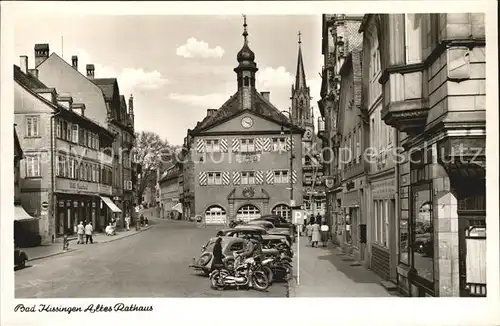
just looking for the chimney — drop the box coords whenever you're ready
[20,56,28,74]
[260,91,270,102]
[71,55,78,70]
[28,69,39,79]
[86,64,95,78]
[206,109,217,117]
[34,43,49,68]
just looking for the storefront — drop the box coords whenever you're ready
[369,175,397,281]
[341,176,367,262]
[55,179,117,236]
[396,140,486,297]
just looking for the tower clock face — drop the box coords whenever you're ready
[241,116,254,128]
[304,127,313,140]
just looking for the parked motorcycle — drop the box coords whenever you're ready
[209,254,269,291]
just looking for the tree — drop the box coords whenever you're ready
[132,131,176,204]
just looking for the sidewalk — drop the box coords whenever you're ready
[289,236,398,297]
[22,225,153,262]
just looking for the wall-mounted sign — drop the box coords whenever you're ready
[69,181,89,191]
[325,176,335,189]
[346,180,355,191]
[41,201,49,210]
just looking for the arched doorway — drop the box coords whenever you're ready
[236,204,261,223]
[272,204,291,222]
[204,205,227,224]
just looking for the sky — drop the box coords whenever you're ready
[13,15,324,146]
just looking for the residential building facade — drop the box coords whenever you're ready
[291,36,326,220]
[184,19,303,225]
[159,165,181,219]
[370,13,486,297]
[14,61,116,244]
[34,44,136,227]
[360,15,399,282]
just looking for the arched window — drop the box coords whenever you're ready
[236,204,261,223]
[244,76,250,86]
[272,204,291,222]
[205,205,227,224]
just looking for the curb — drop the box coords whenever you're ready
[29,248,78,262]
[97,226,152,244]
[27,226,154,262]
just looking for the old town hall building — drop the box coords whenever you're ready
[181,18,304,224]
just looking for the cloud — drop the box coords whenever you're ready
[176,38,225,59]
[167,92,227,109]
[64,49,168,95]
[257,66,294,89]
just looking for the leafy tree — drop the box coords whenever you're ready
[132,131,177,204]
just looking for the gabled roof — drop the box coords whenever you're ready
[13,65,48,89]
[191,88,301,134]
[92,78,117,101]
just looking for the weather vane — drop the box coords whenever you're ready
[298,31,302,44]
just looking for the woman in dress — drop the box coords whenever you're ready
[311,220,321,248]
[306,221,313,246]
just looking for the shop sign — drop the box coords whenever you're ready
[346,180,355,191]
[325,176,335,189]
[69,181,89,190]
[41,201,49,210]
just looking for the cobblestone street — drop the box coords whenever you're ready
[15,218,287,298]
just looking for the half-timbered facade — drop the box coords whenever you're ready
[184,19,303,225]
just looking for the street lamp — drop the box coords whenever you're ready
[280,110,294,211]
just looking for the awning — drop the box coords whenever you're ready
[100,196,122,213]
[172,203,183,214]
[14,204,37,222]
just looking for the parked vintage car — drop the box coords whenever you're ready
[14,245,28,269]
[189,236,281,276]
[240,220,293,244]
[217,226,290,247]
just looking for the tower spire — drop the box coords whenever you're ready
[243,14,248,44]
[295,31,307,90]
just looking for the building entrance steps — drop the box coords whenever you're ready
[289,236,400,297]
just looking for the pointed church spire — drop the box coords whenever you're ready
[295,31,307,90]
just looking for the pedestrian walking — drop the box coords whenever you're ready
[125,214,131,231]
[311,220,321,248]
[211,237,224,270]
[77,221,85,244]
[144,217,149,227]
[320,222,330,247]
[306,221,313,246]
[85,221,94,244]
[140,214,144,227]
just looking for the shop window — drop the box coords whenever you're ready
[411,183,433,283]
[399,216,410,265]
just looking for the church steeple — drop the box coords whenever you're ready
[291,31,312,127]
[234,14,258,111]
[295,31,308,91]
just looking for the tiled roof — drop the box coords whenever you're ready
[120,95,127,110]
[192,88,294,133]
[92,78,116,100]
[13,65,48,89]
